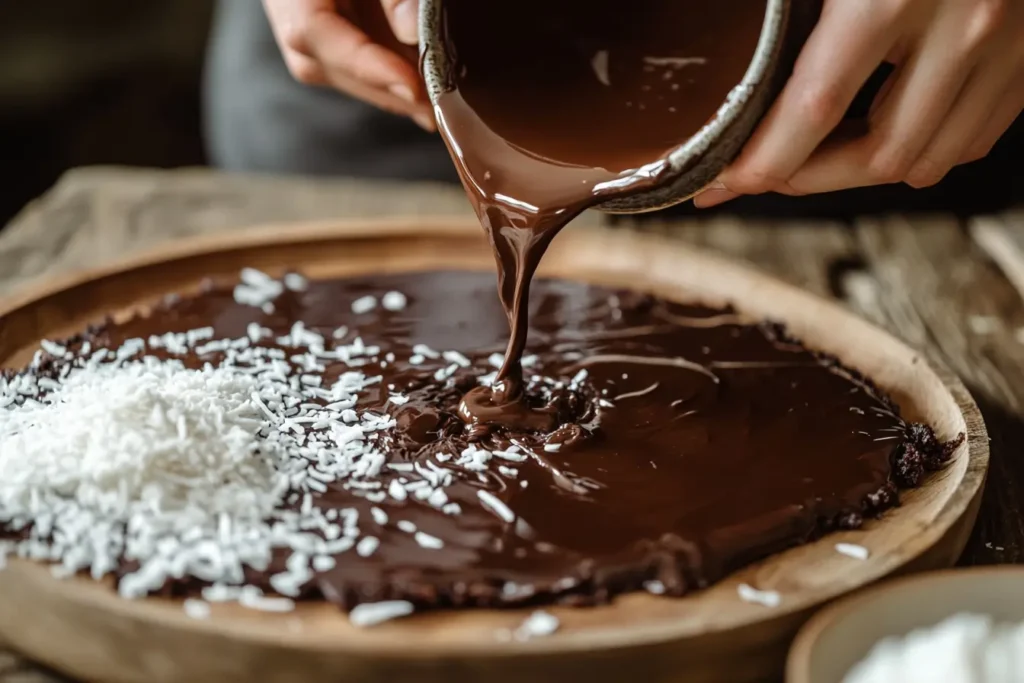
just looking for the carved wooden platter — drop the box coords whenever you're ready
[0,220,987,683]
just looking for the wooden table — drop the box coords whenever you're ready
[1,166,1022,682]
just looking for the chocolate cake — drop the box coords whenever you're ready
[0,269,962,614]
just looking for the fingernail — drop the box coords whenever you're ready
[389,83,416,103]
[390,0,419,46]
[413,111,437,133]
[693,188,740,209]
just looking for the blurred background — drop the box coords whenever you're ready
[0,2,212,226]
[0,1,1020,229]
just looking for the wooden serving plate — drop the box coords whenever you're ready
[0,219,987,683]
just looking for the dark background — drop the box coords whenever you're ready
[0,1,1020,229]
[0,2,213,226]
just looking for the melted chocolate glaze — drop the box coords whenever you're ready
[10,271,960,609]
[434,0,767,411]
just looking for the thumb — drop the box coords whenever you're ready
[380,0,419,46]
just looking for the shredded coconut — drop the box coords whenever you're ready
[0,360,297,597]
[514,610,560,640]
[349,600,415,627]
[283,273,308,292]
[414,531,444,549]
[351,296,377,315]
[591,50,610,86]
[0,271,427,614]
[844,614,1024,683]
[478,490,515,523]
[836,543,870,560]
[0,267,604,622]
[183,598,211,620]
[238,587,296,613]
[737,583,781,608]
[356,536,380,557]
[370,507,388,525]
[381,291,407,312]
[643,56,707,68]
[234,268,285,313]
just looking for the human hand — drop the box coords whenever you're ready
[262,0,433,131]
[695,0,1023,208]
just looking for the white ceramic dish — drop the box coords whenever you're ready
[787,567,1024,683]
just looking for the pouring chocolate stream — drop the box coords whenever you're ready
[432,0,767,424]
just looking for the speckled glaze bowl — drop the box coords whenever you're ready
[419,0,822,214]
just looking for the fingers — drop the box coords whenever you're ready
[786,37,1011,192]
[303,7,435,129]
[263,0,433,128]
[282,52,328,87]
[693,0,904,208]
[305,9,420,95]
[319,67,436,131]
[962,78,1024,163]
[785,4,1019,195]
[904,67,1022,187]
[380,0,419,46]
[920,8,1024,174]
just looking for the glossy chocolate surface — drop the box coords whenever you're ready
[63,271,937,608]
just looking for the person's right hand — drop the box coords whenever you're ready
[263,0,434,131]
[695,0,1023,207]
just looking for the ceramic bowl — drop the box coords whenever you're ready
[419,0,822,214]
[786,567,1024,683]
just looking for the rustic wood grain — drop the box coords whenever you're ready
[0,166,603,297]
[0,165,1021,683]
[845,216,1024,567]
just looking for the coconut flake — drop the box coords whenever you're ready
[349,600,415,627]
[515,611,560,640]
[239,588,296,613]
[0,269,615,621]
[737,583,781,608]
[183,599,212,620]
[836,543,870,560]
[283,273,308,292]
[356,537,380,557]
[414,531,444,549]
[351,296,377,315]
[478,490,515,523]
[381,291,407,312]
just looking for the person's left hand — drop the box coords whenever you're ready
[695,0,1024,208]
[263,0,429,129]
[372,0,420,46]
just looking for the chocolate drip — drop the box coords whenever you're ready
[434,0,768,425]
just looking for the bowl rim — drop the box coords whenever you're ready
[785,565,1024,683]
[660,0,786,173]
[417,0,787,179]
